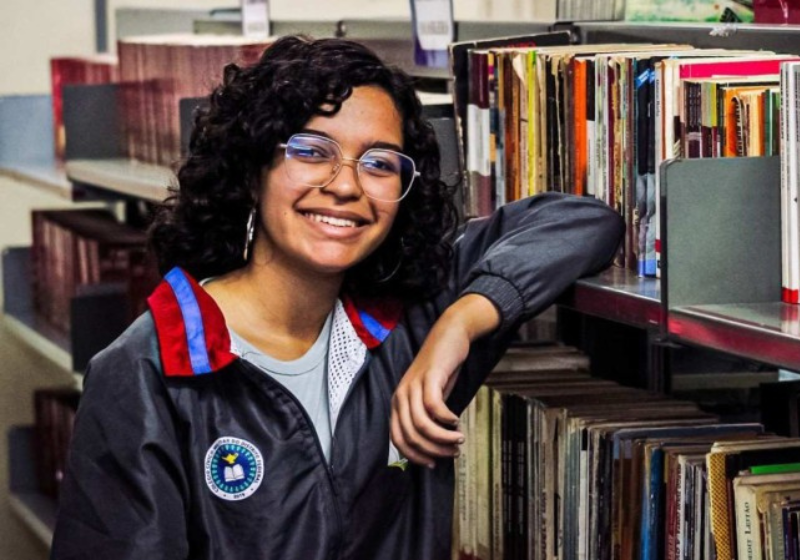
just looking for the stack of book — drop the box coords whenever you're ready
[117,34,272,167]
[452,346,800,560]
[31,209,157,333]
[50,55,119,161]
[33,388,80,499]
[453,38,800,279]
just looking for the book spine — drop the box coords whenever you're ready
[475,387,491,560]
[791,64,800,305]
[491,390,504,560]
[781,63,790,304]
[733,480,760,560]
[586,59,597,197]
[707,452,734,560]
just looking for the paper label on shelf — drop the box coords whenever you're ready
[411,0,453,51]
[241,0,270,38]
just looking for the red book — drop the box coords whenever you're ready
[754,0,800,23]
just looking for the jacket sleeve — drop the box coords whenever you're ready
[51,328,190,560]
[437,192,624,414]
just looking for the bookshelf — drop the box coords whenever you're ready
[2,246,131,377]
[0,94,75,200]
[669,303,800,371]
[7,426,57,547]
[8,493,56,548]
[658,156,799,371]
[65,158,175,202]
[6,14,800,556]
[0,164,72,200]
[568,268,662,330]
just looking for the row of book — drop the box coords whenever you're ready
[31,209,157,334]
[452,36,800,295]
[33,389,80,499]
[453,347,800,560]
[50,55,119,162]
[117,34,271,167]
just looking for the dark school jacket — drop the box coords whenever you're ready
[51,192,624,560]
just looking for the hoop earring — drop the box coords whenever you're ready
[243,208,256,262]
[374,237,406,283]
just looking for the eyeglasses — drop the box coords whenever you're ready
[278,133,419,202]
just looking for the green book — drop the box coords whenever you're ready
[749,462,800,475]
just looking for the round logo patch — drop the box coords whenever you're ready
[204,437,264,501]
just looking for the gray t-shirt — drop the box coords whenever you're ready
[230,312,333,462]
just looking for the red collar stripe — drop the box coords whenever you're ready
[147,267,236,377]
[342,295,402,350]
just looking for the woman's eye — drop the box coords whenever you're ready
[362,156,398,174]
[293,146,331,159]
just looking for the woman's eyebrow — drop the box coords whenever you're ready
[300,128,403,153]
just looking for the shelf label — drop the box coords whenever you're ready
[410,0,453,68]
[241,0,271,38]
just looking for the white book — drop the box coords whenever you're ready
[782,63,791,303]
[733,472,800,560]
[791,63,800,305]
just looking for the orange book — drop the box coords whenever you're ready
[720,84,773,157]
[573,59,588,196]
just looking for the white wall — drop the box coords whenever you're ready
[0,0,534,95]
[0,0,96,95]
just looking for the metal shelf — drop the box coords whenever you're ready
[66,158,176,202]
[669,303,800,372]
[9,492,56,548]
[3,312,73,374]
[0,163,73,199]
[8,426,56,549]
[566,267,663,329]
[3,244,132,379]
[2,246,75,376]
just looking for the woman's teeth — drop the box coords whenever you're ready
[305,213,359,228]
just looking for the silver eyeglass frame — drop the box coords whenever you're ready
[277,133,420,202]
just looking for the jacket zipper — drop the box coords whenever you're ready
[240,361,345,559]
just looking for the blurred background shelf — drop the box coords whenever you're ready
[8,492,55,549]
[0,164,72,200]
[65,158,175,202]
[7,426,56,550]
[2,247,73,375]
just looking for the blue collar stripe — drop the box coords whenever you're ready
[165,268,213,375]
[358,309,390,342]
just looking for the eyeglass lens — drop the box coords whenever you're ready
[284,134,415,201]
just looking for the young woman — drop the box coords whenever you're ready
[52,36,623,559]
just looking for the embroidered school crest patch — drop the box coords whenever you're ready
[204,437,264,501]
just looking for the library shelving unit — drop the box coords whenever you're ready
[0,94,73,200]
[5,13,800,550]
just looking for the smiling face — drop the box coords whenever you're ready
[252,85,404,280]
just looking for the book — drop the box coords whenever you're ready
[707,439,800,560]
[733,472,800,560]
[449,32,571,218]
[50,55,118,162]
[117,34,272,166]
[31,209,157,333]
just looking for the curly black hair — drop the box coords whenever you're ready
[148,35,457,302]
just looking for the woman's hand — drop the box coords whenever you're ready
[390,294,501,468]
